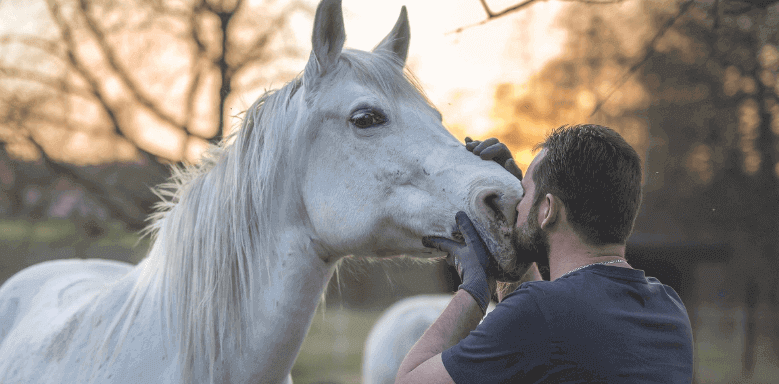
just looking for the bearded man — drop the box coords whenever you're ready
[395,124,694,384]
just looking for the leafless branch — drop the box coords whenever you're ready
[0,35,65,59]
[46,0,124,138]
[448,0,539,34]
[0,66,92,99]
[189,6,208,55]
[76,0,185,129]
[451,0,623,34]
[0,0,314,229]
[589,0,696,116]
[231,15,285,71]
[558,0,624,3]
[24,134,151,230]
[231,0,310,71]
[183,60,204,131]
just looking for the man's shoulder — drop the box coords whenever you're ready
[504,276,584,301]
[501,267,667,311]
[498,280,559,310]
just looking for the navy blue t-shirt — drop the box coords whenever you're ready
[442,264,693,383]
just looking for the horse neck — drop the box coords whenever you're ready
[149,205,335,383]
[237,227,336,382]
[247,230,333,378]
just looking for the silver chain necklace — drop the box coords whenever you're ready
[562,259,626,277]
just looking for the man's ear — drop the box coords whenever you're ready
[539,193,561,230]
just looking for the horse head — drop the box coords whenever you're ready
[294,0,528,279]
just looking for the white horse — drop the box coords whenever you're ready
[362,295,495,384]
[0,1,526,383]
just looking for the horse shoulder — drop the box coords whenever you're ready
[1,259,132,319]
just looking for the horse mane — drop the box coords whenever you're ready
[118,49,435,382]
[108,76,302,381]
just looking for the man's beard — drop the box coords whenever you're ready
[511,202,551,279]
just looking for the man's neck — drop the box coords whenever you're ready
[547,230,630,280]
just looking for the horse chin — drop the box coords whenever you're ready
[469,217,530,283]
[377,243,446,259]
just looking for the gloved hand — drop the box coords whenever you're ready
[422,211,495,314]
[465,137,523,181]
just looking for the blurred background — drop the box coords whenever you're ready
[1,0,778,382]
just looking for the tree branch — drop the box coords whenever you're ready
[46,0,122,136]
[0,66,92,100]
[452,0,624,34]
[589,0,696,116]
[0,35,65,59]
[27,136,151,230]
[76,0,185,130]
[45,0,175,166]
[183,60,204,132]
[449,0,539,34]
[230,1,313,74]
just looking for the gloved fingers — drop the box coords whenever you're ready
[454,212,490,270]
[422,236,463,255]
[465,138,481,152]
[472,138,499,155]
[464,136,473,144]
[445,252,460,269]
[478,142,510,162]
[504,158,523,180]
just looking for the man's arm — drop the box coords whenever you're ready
[397,212,496,383]
[395,289,483,384]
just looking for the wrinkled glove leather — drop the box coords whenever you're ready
[423,211,493,313]
[465,137,523,181]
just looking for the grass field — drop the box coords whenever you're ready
[292,307,385,384]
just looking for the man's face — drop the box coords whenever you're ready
[512,150,550,270]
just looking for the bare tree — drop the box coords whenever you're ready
[0,0,311,228]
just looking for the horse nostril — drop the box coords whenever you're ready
[483,193,506,223]
[472,188,517,231]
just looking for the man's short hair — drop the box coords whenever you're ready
[533,124,643,245]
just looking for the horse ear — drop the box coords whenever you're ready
[306,0,345,79]
[372,6,410,65]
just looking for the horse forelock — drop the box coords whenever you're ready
[133,76,307,383]
[305,49,436,112]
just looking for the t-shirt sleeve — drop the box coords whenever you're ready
[441,285,549,384]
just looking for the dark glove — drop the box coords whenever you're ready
[422,211,494,314]
[465,137,523,181]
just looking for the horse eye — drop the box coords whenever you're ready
[350,109,387,129]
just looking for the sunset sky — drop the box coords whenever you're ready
[0,0,578,168]
[320,0,568,133]
[289,0,570,167]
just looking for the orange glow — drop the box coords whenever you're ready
[738,98,761,175]
[686,143,714,185]
[1,0,659,169]
[434,0,657,172]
